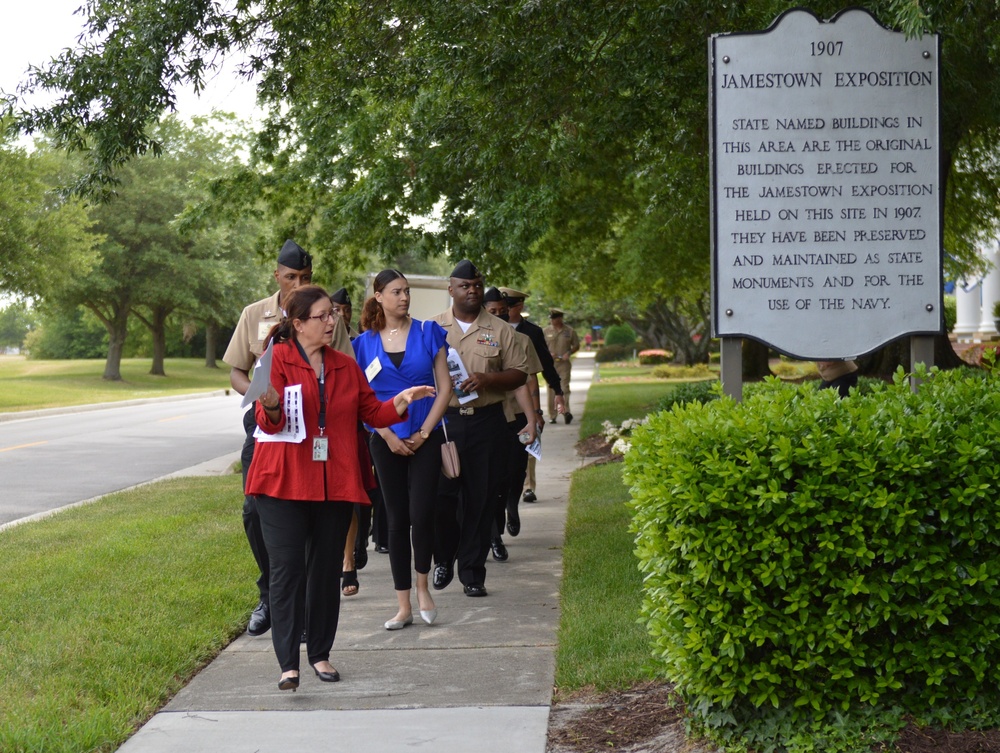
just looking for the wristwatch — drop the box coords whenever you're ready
[534,409,544,417]
[418,429,429,439]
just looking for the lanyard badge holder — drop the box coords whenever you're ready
[312,369,329,462]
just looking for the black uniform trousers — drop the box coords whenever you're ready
[369,428,446,591]
[494,415,527,537]
[241,407,269,605]
[434,403,507,587]
[256,496,353,672]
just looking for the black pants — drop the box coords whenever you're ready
[495,415,529,536]
[369,428,445,590]
[434,404,507,587]
[256,496,353,672]
[241,408,269,604]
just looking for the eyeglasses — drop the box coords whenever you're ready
[306,311,337,323]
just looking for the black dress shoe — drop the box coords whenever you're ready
[522,489,536,503]
[564,412,573,425]
[463,583,488,597]
[432,563,454,591]
[506,508,520,537]
[278,674,299,691]
[375,543,389,554]
[311,664,341,682]
[491,537,509,562]
[247,600,271,636]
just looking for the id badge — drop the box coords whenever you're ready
[312,436,329,462]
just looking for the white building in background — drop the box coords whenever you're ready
[954,239,1000,342]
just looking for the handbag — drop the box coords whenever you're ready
[440,419,461,479]
[432,365,460,478]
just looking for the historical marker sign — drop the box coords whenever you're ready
[710,8,942,359]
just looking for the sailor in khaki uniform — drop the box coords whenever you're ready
[543,307,580,424]
[430,261,528,597]
[223,240,352,636]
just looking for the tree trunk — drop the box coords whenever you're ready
[149,307,169,376]
[204,322,218,368]
[742,338,772,380]
[102,307,129,381]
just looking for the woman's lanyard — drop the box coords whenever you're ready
[296,341,329,461]
[318,369,326,437]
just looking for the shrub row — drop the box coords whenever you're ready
[626,367,1000,750]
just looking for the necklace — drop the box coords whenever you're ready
[385,318,409,343]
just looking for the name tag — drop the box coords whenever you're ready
[312,436,329,462]
[257,321,272,341]
[365,356,383,382]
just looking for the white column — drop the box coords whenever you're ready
[954,279,981,338]
[979,241,1000,335]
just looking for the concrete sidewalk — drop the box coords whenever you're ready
[116,353,596,753]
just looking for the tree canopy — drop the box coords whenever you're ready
[8,1,1000,364]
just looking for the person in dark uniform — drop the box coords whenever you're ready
[499,287,565,505]
[430,261,528,597]
[482,288,541,558]
[816,359,859,397]
[223,240,352,637]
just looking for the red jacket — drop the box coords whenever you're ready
[245,341,404,503]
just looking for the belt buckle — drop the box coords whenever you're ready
[459,406,475,416]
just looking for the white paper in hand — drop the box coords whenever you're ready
[240,341,274,408]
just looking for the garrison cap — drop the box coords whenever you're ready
[549,307,565,318]
[499,287,528,302]
[330,288,351,306]
[277,239,311,270]
[483,287,504,303]
[450,259,481,280]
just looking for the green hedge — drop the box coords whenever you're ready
[626,367,1000,751]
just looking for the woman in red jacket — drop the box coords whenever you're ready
[246,285,433,691]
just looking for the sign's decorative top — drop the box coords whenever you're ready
[710,8,942,359]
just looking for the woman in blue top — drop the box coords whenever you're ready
[354,270,452,630]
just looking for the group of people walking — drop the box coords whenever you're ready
[223,242,580,691]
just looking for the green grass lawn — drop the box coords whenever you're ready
[0,477,253,753]
[556,461,650,692]
[577,380,681,438]
[552,378,697,696]
[0,356,231,413]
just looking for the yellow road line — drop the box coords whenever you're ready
[0,440,49,453]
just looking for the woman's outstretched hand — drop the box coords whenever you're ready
[393,385,436,415]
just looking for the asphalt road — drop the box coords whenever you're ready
[0,393,245,527]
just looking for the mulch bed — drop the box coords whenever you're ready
[547,680,1000,753]
[575,433,622,465]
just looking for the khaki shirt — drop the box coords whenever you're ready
[503,329,542,422]
[224,290,352,373]
[431,307,528,408]
[543,324,580,362]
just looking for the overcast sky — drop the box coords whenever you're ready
[1,0,257,121]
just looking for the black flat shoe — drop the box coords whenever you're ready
[278,674,299,691]
[311,664,341,682]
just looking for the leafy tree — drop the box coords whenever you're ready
[46,115,256,378]
[0,123,99,299]
[8,2,1000,373]
[0,300,36,351]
